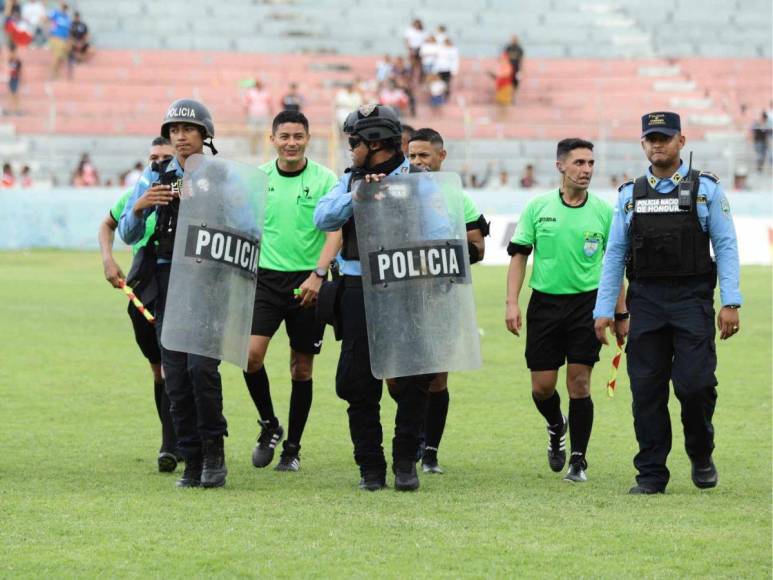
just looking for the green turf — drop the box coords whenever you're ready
[1,251,770,578]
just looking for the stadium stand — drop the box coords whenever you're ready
[1,0,770,188]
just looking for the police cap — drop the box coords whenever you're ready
[641,111,681,137]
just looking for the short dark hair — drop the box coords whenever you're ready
[151,136,171,147]
[272,110,309,134]
[556,138,594,160]
[409,127,444,147]
[402,124,415,136]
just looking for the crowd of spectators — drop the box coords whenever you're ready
[1,161,32,187]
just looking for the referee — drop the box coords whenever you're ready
[407,127,489,474]
[98,136,177,472]
[243,111,340,472]
[505,138,626,482]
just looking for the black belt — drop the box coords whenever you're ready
[343,275,362,288]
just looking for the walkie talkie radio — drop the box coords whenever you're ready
[678,151,693,211]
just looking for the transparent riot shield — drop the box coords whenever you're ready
[353,171,482,379]
[160,154,266,370]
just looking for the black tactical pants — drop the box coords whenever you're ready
[626,278,718,490]
[335,276,432,476]
[155,264,227,460]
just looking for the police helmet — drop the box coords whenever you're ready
[342,110,359,134]
[160,99,215,140]
[352,104,402,143]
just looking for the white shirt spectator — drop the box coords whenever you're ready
[335,86,363,128]
[404,25,426,51]
[419,38,440,73]
[433,42,459,75]
[22,0,47,28]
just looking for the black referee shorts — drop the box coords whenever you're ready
[251,268,325,355]
[127,300,161,365]
[525,289,601,371]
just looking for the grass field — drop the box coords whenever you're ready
[1,251,770,578]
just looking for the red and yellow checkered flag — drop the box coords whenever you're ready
[118,279,155,324]
[607,336,624,398]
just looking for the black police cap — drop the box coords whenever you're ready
[641,111,681,137]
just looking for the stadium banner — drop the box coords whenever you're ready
[1,188,770,265]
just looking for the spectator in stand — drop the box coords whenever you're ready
[434,25,448,45]
[47,1,71,80]
[123,161,143,188]
[751,111,771,172]
[379,79,409,118]
[427,74,446,109]
[2,162,14,187]
[243,79,273,155]
[401,124,415,156]
[403,19,426,83]
[462,162,493,189]
[493,52,514,107]
[69,11,92,66]
[280,82,303,112]
[7,45,21,115]
[419,35,439,82]
[489,169,512,191]
[19,164,32,187]
[732,166,750,191]
[375,55,393,83]
[434,38,459,100]
[504,35,524,92]
[394,76,416,118]
[21,0,47,46]
[520,164,536,188]
[71,153,99,186]
[335,82,363,131]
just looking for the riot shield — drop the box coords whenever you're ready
[353,171,481,379]
[160,154,266,370]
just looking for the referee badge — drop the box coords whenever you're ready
[583,232,602,257]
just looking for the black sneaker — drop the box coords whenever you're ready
[252,420,284,468]
[421,448,444,474]
[176,458,202,488]
[628,483,665,495]
[275,442,301,472]
[157,451,178,473]
[393,459,420,492]
[359,471,387,491]
[691,458,718,489]
[563,455,587,483]
[547,416,567,472]
[201,438,227,488]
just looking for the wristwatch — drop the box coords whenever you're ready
[725,304,741,309]
[313,267,328,279]
[614,311,630,321]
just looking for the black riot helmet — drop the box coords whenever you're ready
[342,110,359,134]
[161,98,218,154]
[352,104,402,145]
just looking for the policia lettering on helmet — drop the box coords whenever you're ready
[505,139,627,483]
[243,111,340,472]
[406,127,490,475]
[593,112,742,494]
[118,99,230,489]
[313,104,435,492]
[98,136,177,473]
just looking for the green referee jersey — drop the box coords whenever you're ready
[110,189,156,255]
[462,190,482,224]
[259,158,338,272]
[511,189,613,294]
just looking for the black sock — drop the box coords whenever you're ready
[569,396,594,462]
[533,390,563,428]
[154,381,176,452]
[287,379,313,446]
[424,389,449,450]
[243,367,277,426]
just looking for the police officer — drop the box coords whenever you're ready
[406,127,489,474]
[594,112,742,494]
[244,110,340,472]
[119,99,230,489]
[505,138,625,483]
[98,136,176,473]
[313,104,434,492]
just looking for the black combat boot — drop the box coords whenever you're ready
[201,437,227,488]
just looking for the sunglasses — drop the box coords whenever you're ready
[348,136,363,149]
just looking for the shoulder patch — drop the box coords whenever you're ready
[624,199,634,213]
[699,171,719,183]
[617,179,634,193]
